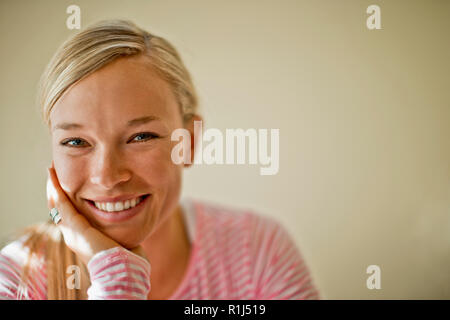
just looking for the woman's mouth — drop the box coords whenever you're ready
[84,194,151,223]
[90,195,147,212]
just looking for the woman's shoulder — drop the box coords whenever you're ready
[0,228,48,300]
[1,234,33,270]
[0,235,32,299]
[188,197,287,242]
[185,198,320,299]
[1,224,48,266]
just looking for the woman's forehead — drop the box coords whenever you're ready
[50,56,179,129]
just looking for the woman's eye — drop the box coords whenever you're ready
[60,133,158,147]
[130,132,159,143]
[60,138,88,147]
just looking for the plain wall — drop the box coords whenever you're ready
[0,0,449,299]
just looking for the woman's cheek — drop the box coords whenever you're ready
[142,157,172,185]
[52,153,86,197]
[140,144,177,182]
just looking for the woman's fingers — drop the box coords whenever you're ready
[47,166,85,228]
[47,166,91,247]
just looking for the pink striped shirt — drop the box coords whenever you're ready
[0,198,320,300]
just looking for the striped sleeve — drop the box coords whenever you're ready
[86,246,151,300]
[0,240,47,300]
[252,217,320,300]
[0,253,24,300]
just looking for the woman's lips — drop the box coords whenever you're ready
[85,194,151,223]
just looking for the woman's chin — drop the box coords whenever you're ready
[106,230,148,250]
[117,239,144,250]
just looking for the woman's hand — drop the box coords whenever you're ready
[46,164,147,266]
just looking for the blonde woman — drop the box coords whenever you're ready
[0,19,319,300]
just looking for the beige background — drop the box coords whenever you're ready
[0,0,449,299]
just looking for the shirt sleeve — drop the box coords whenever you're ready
[253,217,320,300]
[0,253,24,300]
[0,239,46,300]
[86,246,151,300]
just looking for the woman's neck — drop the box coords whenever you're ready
[140,204,191,299]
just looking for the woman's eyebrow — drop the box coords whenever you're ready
[53,115,161,131]
[127,115,161,126]
[52,122,83,131]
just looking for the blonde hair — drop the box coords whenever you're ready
[20,19,199,299]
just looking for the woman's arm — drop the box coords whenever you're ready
[0,252,27,300]
[0,241,46,300]
[86,246,151,300]
[0,243,151,300]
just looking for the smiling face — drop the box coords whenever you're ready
[50,54,186,248]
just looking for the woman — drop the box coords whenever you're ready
[0,19,320,300]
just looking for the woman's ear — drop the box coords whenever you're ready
[183,114,203,168]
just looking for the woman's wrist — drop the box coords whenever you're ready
[87,246,151,300]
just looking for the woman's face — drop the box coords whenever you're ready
[49,54,186,248]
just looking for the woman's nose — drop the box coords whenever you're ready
[89,149,131,189]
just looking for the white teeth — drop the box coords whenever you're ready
[114,202,124,211]
[93,196,144,213]
[106,203,114,212]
